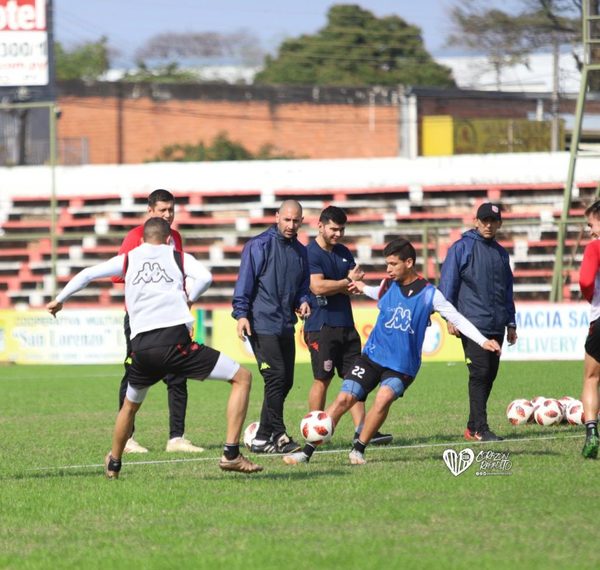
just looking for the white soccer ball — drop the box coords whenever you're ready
[558,395,576,408]
[566,400,584,425]
[530,396,547,409]
[300,411,334,444]
[506,399,534,425]
[243,421,260,449]
[558,396,576,418]
[534,399,564,426]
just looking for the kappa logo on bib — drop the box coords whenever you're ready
[442,448,474,476]
[132,262,174,284]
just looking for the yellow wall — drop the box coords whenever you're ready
[422,115,564,156]
[422,115,454,156]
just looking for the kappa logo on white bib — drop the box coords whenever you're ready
[443,448,474,476]
[132,262,174,285]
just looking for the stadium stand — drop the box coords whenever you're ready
[0,177,596,310]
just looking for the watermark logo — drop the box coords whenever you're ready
[474,450,513,477]
[443,448,474,476]
[443,448,513,477]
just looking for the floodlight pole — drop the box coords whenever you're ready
[551,68,589,301]
[49,102,58,296]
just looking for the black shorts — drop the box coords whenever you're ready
[304,325,361,381]
[585,318,600,362]
[127,326,220,388]
[344,355,414,402]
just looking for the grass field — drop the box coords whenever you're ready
[0,361,596,569]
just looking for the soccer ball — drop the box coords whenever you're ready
[506,399,534,425]
[534,399,564,426]
[565,400,584,425]
[300,411,334,444]
[243,421,260,449]
[530,396,547,409]
[558,396,576,418]
[558,395,576,408]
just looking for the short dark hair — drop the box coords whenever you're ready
[143,217,171,243]
[585,200,600,218]
[319,206,347,225]
[383,237,416,263]
[148,189,174,207]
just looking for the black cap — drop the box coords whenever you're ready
[476,202,502,221]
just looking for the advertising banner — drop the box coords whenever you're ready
[212,302,590,364]
[0,303,589,365]
[0,309,125,364]
[211,307,466,364]
[504,302,588,361]
[0,0,48,86]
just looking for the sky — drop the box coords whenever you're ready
[53,0,468,67]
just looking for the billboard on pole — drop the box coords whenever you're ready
[0,0,50,89]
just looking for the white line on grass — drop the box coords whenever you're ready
[27,433,585,472]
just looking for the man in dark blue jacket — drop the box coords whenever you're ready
[232,200,311,453]
[439,202,518,442]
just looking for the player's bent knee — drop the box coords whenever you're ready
[233,366,252,387]
[340,379,366,402]
[380,377,406,401]
[123,399,142,414]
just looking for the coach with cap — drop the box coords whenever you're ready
[438,202,518,442]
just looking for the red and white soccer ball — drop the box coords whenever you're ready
[565,400,584,425]
[300,411,334,444]
[530,396,547,410]
[558,396,576,418]
[534,399,564,426]
[506,399,534,425]
[243,421,260,449]
[558,395,576,408]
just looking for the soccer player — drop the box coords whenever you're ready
[578,200,600,459]
[438,202,517,442]
[303,205,392,445]
[47,217,262,477]
[232,200,311,454]
[283,237,501,466]
[115,189,203,454]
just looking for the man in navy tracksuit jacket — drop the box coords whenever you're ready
[232,200,311,454]
[438,203,518,442]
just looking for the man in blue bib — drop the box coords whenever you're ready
[284,237,501,466]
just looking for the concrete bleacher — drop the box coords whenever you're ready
[0,186,592,309]
[1,154,599,309]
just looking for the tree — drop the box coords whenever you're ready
[519,0,580,48]
[447,1,583,148]
[135,30,264,67]
[254,4,455,87]
[149,132,296,162]
[447,3,533,90]
[54,37,112,81]
[447,1,581,88]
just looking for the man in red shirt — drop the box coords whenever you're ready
[116,189,203,454]
[579,200,600,459]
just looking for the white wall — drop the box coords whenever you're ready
[1,153,599,199]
